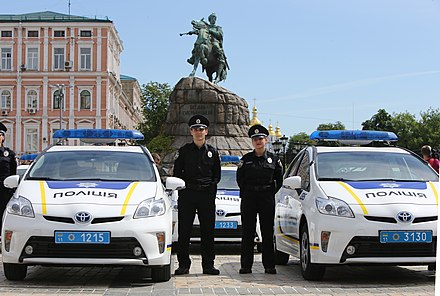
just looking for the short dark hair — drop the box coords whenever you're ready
[421,145,431,157]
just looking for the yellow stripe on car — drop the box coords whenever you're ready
[338,181,368,215]
[120,182,139,216]
[39,181,47,215]
[428,182,438,205]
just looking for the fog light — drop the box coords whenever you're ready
[133,246,143,257]
[321,231,331,252]
[156,232,165,253]
[24,245,33,255]
[4,230,13,252]
[346,245,356,255]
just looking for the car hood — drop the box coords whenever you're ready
[16,180,159,216]
[216,189,240,206]
[319,181,438,206]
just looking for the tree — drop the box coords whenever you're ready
[361,109,393,131]
[390,112,420,152]
[137,82,172,145]
[316,121,345,131]
[419,108,440,150]
[285,132,314,163]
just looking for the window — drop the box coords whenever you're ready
[27,90,38,109]
[80,48,91,70]
[27,48,39,70]
[53,47,64,70]
[27,30,39,37]
[53,90,63,109]
[80,30,92,37]
[1,48,12,70]
[80,90,91,109]
[297,152,310,191]
[1,90,11,109]
[54,30,65,37]
[25,128,38,152]
[1,31,12,38]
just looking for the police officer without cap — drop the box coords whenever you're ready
[237,124,283,274]
[173,115,221,275]
[0,123,17,232]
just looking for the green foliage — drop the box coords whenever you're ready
[286,132,315,163]
[146,134,175,157]
[316,121,345,131]
[137,82,172,145]
[361,109,393,131]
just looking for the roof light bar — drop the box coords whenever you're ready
[310,130,398,142]
[220,155,241,163]
[53,129,144,140]
[19,153,38,161]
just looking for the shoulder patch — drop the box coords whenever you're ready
[237,160,244,168]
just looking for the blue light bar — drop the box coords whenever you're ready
[53,129,144,140]
[19,153,38,161]
[220,155,241,163]
[310,130,398,142]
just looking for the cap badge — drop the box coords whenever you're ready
[196,119,201,124]
[207,151,212,158]
[267,157,272,164]
[255,129,259,134]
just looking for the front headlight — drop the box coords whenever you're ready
[7,195,35,218]
[134,198,166,218]
[315,196,354,218]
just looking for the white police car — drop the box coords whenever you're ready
[274,130,438,280]
[2,129,184,282]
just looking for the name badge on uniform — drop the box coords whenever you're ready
[3,151,8,157]
[267,157,272,164]
[207,151,212,158]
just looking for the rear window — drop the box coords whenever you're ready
[316,151,438,182]
[27,150,156,182]
[218,169,239,190]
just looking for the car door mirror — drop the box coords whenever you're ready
[283,176,301,190]
[4,175,20,189]
[165,177,186,191]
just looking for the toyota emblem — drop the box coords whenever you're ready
[216,209,225,217]
[74,211,92,223]
[396,211,413,223]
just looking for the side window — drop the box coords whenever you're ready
[297,152,310,191]
[286,152,304,178]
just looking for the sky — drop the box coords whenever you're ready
[3,0,440,137]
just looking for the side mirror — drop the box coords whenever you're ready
[166,177,186,191]
[4,175,20,189]
[283,176,301,190]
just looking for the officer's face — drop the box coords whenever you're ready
[252,136,267,149]
[191,127,208,141]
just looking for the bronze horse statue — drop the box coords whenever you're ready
[180,19,228,84]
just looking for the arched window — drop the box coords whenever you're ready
[80,90,91,109]
[53,90,62,109]
[27,90,38,109]
[1,90,11,109]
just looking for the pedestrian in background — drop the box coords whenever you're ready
[173,114,221,275]
[421,145,439,173]
[0,123,17,232]
[152,152,166,183]
[237,124,283,274]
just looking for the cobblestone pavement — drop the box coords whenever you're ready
[0,245,435,295]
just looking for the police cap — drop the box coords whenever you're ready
[248,124,269,138]
[188,115,209,129]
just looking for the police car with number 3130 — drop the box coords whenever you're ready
[1,129,185,282]
[274,130,438,281]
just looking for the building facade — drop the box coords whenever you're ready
[0,11,142,154]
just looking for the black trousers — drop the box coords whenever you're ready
[240,190,275,269]
[0,184,13,233]
[177,187,216,269]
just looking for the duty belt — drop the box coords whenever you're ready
[244,184,272,191]
[186,183,212,191]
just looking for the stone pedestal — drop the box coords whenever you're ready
[161,77,253,172]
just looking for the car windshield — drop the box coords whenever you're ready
[27,150,156,182]
[316,151,438,182]
[218,169,239,190]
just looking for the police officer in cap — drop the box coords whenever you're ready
[0,123,16,232]
[237,124,283,274]
[173,114,221,275]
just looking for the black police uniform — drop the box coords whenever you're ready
[0,129,17,232]
[173,115,221,274]
[237,125,283,273]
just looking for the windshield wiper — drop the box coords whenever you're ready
[318,177,352,181]
[365,178,424,182]
[26,177,60,181]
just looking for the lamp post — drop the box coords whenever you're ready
[272,139,282,155]
[280,134,288,167]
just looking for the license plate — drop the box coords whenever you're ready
[55,231,110,244]
[379,230,432,243]
[215,221,238,229]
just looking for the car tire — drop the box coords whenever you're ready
[300,224,325,281]
[3,263,27,281]
[151,264,171,282]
